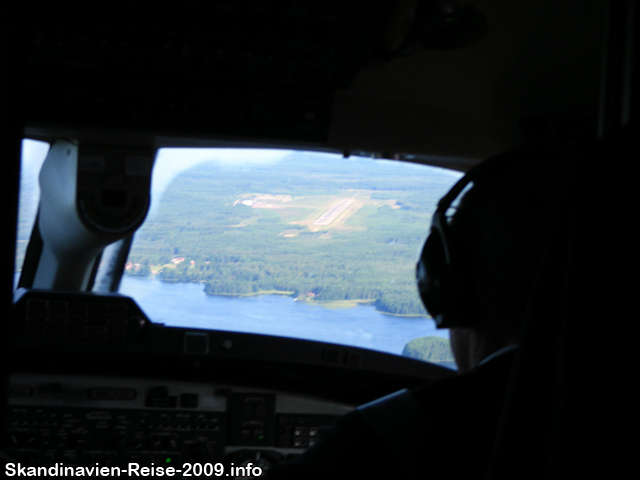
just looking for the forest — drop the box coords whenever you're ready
[125,151,463,316]
[402,336,455,368]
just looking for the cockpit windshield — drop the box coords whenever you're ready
[16,142,463,368]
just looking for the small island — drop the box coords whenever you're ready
[402,336,456,369]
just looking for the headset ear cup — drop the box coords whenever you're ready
[417,230,449,324]
[418,217,473,329]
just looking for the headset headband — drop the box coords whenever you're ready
[436,146,532,213]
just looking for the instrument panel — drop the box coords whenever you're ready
[7,374,351,476]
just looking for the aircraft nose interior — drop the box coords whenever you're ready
[2,0,632,478]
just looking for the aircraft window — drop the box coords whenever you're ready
[119,148,463,368]
[15,139,50,284]
[15,144,463,369]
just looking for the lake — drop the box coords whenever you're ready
[119,276,449,358]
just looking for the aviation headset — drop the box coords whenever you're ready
[416,146,549,329]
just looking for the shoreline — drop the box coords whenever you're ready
[127,275,428,318]
[203,290,295,298]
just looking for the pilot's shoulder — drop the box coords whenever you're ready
[413,346,517,408]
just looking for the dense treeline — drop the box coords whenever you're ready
[126,153,462,315]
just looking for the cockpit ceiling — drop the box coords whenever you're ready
[21,0,605,163]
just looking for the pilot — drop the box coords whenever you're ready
[266,146,567,480]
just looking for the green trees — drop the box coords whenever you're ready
[402,336,454,364]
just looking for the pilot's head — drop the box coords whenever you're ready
[417,147,567,370]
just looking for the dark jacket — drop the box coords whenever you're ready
[267,349,516,479]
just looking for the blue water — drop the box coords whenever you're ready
[119,276,449,358]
